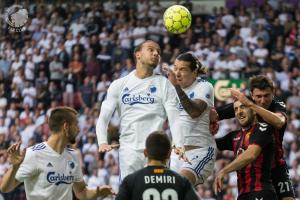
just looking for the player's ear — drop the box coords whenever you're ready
[167,149,171,159]
[144,149,148,157]
[135,51,141,60]
[63,122,68,132]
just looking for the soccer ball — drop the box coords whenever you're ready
[163,5,192,34]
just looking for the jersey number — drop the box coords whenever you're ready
[278,181,290,193]
[142,188,178,200]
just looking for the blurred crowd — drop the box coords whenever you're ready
[0,0,300,199]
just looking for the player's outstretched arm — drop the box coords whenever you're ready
[230,89,286,129]
[73,181,115,199]
[213,144,261,194]
[0,142,24,193]
[96,81,119,152]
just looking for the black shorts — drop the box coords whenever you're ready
[271,164,295,199]
[238,190,277,200]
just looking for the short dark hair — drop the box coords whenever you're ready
[176,52,207,75]
[133,40,160,54]
[249,75,274,92]
[49,107,78,133]
[146,131,171,161]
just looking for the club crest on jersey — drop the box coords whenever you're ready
[122,93,155,105]
[47,172,74,185]
[148,85,157,93]
[68,161,75,169]
[189,92,194,99]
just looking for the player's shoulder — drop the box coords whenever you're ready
[152,74,169,83]
[255,122,274,133]
[196,77,213,87]
[166,169,193,187]
[26,142,47,159]
[272,100,287,111]
[30,142,47,152]
[110,75,128,88]
[65,147,78,157]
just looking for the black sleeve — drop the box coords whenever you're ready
[249,123,274,148]
[215,131,235,151]
[115,176,132,200]
[273,101,288,122]
[216,103,235,120]
[183,179,200,200]
[273,101,287,114]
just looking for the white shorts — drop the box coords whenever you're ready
[118,147,147,181]
[182,146,216,185]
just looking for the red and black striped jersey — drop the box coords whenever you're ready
[216,99,287,168]
[216,123,275,197]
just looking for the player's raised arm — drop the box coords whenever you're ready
[96,81,119,152]
[163,64,207,119]
[163,80,183,148]
[0,142,25,193]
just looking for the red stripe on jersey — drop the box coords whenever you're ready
[245,164,252,193]
[238,172,243,194]
[255,153,263,191]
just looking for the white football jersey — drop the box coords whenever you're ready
[179,78,216,147]
[98,70,181,150]
[15,142,83,200]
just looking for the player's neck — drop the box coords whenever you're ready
[147,160,167,167]
[135,65,153,79]
[46,133,67,154]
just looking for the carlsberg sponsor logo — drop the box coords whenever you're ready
[47,172,74,185]
[122,94,154,105]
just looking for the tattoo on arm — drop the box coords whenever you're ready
[175,85,207,118]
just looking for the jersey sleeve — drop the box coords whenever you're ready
[96,80,119,145]
[273,101,287,114]
[194,81,214,107]
[15,149,38,182]
[216,103,235,120]
[273,101,288,121]
[72,152,83,182]
[249,123,274,148]
[115,175,132,200]
[215,131,235,151]
[163,80,183,147]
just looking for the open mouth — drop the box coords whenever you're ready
[238,115,246,120]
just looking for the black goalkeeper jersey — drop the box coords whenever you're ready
[216,99,287,167]
[216,123,275,197]
[115,166,199,200]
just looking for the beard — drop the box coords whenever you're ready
[68,133,77,144]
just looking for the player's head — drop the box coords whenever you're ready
[249,75,274,109]
[174,52,207,88]
[144,131,171,162]
[49,106,79,144]
[134,40,161,69]
[234,100,256,128]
